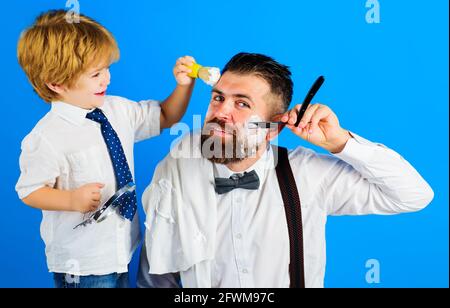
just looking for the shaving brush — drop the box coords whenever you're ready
[188,63,221,86]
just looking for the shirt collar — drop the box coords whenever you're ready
[51,101,96,126]
[213,145,275,181]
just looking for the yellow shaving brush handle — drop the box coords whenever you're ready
[188,63,202,78]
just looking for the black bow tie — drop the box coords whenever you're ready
[214,170,260,195]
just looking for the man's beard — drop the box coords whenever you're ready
[200,118,265,165]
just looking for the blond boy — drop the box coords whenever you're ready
[15,10,196,288]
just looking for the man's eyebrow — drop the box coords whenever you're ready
[233,94,253,102]
[212,89,254,103]
[212,88,224,95]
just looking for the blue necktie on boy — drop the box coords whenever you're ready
[86,108,137,220]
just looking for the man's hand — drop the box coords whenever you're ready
[173,56,196,86]
[273,103,352,153]
[69,183,104,213]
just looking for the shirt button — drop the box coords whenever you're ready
[236,233,242,239]
[235,197,242,203]
[242,269,248,274]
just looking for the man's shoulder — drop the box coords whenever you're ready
[286,145,341,167]
[166,131,203,160]
[155,131,209,172]
[285,145,315,160]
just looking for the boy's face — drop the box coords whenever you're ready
[54,65,111,109]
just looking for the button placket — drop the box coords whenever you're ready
[231,191,250,287]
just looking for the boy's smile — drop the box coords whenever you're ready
[48,65,111,110]
[95,90,107,97]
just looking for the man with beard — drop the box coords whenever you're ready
[137,53,433,288]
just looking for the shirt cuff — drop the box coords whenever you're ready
[16,183,49,200]
[148,100,161,137]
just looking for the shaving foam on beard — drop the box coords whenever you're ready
[239,115,269,156]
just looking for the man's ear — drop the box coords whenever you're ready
[265,110,285,142]
[266,124,283,142]
[46,83,66,95]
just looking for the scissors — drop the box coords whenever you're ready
[73,182,136,229]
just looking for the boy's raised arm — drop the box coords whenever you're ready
[160,56,196,129]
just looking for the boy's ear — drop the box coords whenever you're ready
[46,83,66,94]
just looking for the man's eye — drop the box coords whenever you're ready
[213,95,224,102]
[237,101,250,108]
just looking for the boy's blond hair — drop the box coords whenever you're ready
[17,10,120,102]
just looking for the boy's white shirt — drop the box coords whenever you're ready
[16,95,161,276]
[142,131,434,288]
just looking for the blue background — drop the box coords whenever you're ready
[0,0,448,288]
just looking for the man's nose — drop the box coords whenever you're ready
[214,100,234,120]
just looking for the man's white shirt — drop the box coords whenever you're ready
[16,95,161,275]
[142,132,433,288]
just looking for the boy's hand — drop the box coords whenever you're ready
[174,56,196,86]
[70,183,104,213]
